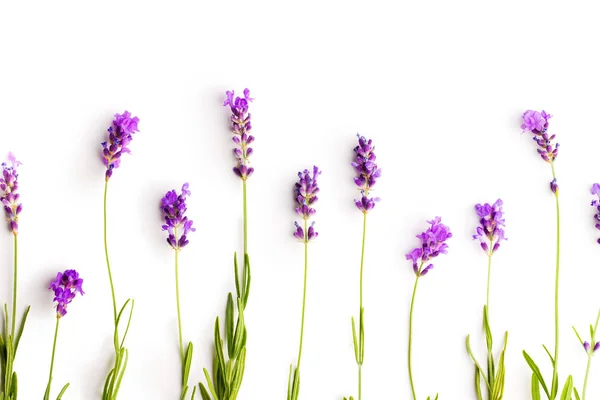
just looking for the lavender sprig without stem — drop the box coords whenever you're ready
[589,184,600,244]
[466,200,509,400]
[44,270,84,400]
[343,135,381,400]
[101,111,139,400]
[288,166,321,400]
[572,310,600,400]
[0,152,31,400]
[199,90,254,400]
[521,110,568,399]
[161,183,197,400]
[406,217,452,400]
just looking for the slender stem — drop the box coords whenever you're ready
[11,234,18,338]
[550,162,560,397]
[485,248,494,397]
[408,276,420,400]
[358,212,367,400]
[296,219,309,369]
[103,180,118,323]
[485,247,492,316]
[243,180,248,256]
[175,247,184,361]
[582,355,592,400]
[46,318,60,395]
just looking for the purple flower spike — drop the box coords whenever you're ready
[521,110,559,163]
[406,217,452,277]
[293,166,321,242]
[101,111,140,180]
[161,183,196,250]
[473,199,507,255]
[49,269,84,318]
[352,134,381,213]
[0,152,23,234]
[225,89,254,180]
[590,183,600,244]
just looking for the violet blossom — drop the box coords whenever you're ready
[101,111,140,180]
[224,88,255,180]
[406,217,452,277]
[0,152,22,234]
[49,269,84,318]
[590,183,600,244]
[293,166,321,242]
[521,110,559,163]
[473,199,506,254]
[352,134,381,212]
[161,183,196,250]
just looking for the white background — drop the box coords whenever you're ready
[1,1,600,399]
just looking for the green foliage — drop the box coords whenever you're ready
[102,299,134,400]
[0,305,30,400]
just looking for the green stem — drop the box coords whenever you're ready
[551,162,560,397]
[485,248,492,316]
[46,317,60,396]
[103,180,118,323]
[243,180,248,256]
[175,247,184,361]
[11,234,18,338]
[358,212,367,400]
[408,276,420,400]
[485,248,494,397]
[296,219,309,370]
[582,355,592,400]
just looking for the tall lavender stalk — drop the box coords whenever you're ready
[520,110,573,399]
[287,166,321,400]
[44,270,84,400]
[465,199,508,400]
[406,217,452,400]
[343,135,381,400]
[161,184,197,399]
[0,152,30,400]
[100,111,140,400]
[198,89,254,400]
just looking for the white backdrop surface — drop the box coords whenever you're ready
[1,1,600,399]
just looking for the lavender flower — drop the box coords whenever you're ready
[590,183,600,244]
[406,217,452,277]
[0,152,22,234]
[521,110,559,163]
[101,111,140,180]
[161,183,196,250]
[293,166,321,242]
[473,199,506,254]
[49,269,84,318]
[352,134,381,213]
[224,89,255,180]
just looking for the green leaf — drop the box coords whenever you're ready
[242,254,251,309]
[56,383,69,400]
[542,344,555,366]
[466,335,490,391]
[232,347,246,392]
[483,306,493,351]
[359,307,365,364]
[291,367,300,400]
[232,299,245,360]
[560,376,573,400]
[474,366,483,400]
[226,293,235,359]
[198,383,212,400]
[213,318,226,380]
[202,369,218,399]
[351,317,359,363]
[190,385,197,400]
[522,351,550,398]
[573,387,581,400]
[233,252,241,300]
[572,327,584,347]
[531,373,541,400]
[14,306,30,353]
[118,299,135,349]
[287,364,293,400]
[183,342,194,387]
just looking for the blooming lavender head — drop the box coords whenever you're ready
[473,199,506,254]
[49,269,84,318]
[161,183,196,250]
[406,217,452,277]
[0,152,22,234]
[293,166,321,242]
[590,183,600,244]
[521,110,559,163]
[224,89,254,180]
[101,111,140,180]
[352,134,381,213]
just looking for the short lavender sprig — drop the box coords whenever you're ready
[406,217,452,400]
[44,269,84,400]
[288,166,321,400]
[224,89,255,181]
[0,152,22,234]
[521,110,562,398]
[101,111,140,181]
[573,310,600,400]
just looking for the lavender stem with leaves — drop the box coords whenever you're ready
[161,183,197,399]
[287,166,321,400]
[406,217,452,400]
[572,310,600,400]
[199,89,254,400]
[0,152,30,400]
[44,270,84,400]
[100,111,139,400]
[465,199,508,400]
